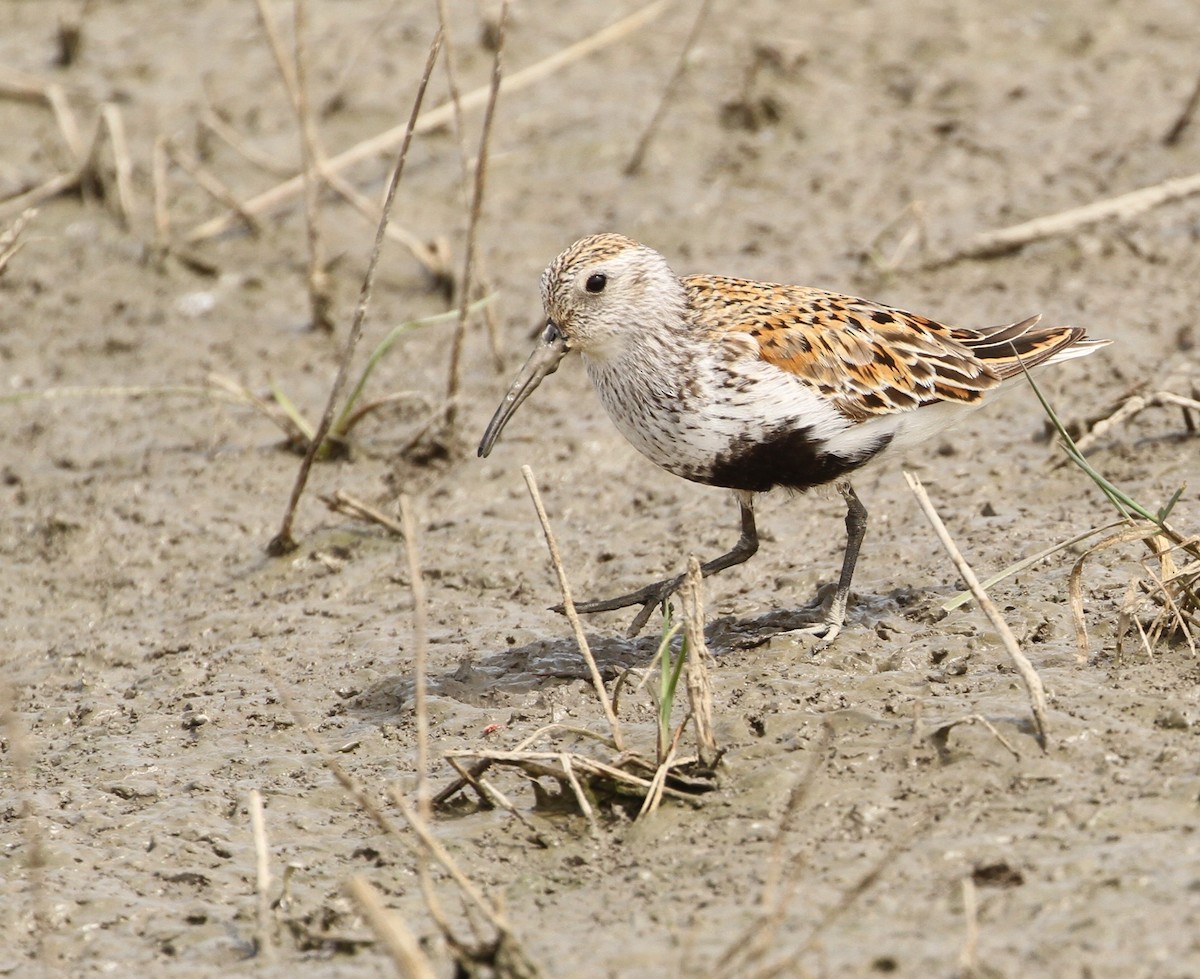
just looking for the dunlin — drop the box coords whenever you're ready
[479,233,1109,641]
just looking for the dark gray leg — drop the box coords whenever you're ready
[797,480,867,644]
[566,495,759,637]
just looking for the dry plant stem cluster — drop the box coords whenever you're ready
[184,0,673,244]
[0,80,134,227]
[436,471,719,827]
[268,28,443,555]
[260,574,542,976]
[1038,371,1199,658]
[681,555,719,769]
[903,471,1050,750]
[1069,523,1199,661]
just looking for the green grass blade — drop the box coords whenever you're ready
[268,377,315,441]
[1023,368,1162,525]
[332,295,492,437]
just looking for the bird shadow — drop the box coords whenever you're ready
[350,585,928,717]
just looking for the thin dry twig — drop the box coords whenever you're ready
[151,136,171,264]
[101,103,134,228]
[444,756,553,845]
[55,0,91,68]
[346,875,438,979]
[267,27,443,555]
[317,165,449,280]
[521,465,625,750]
[166,140,262,234]
[0,67,70,103]
[625,0,712,175]
[398,493,450,967]
[248,789,276,962]
[435,0,503,367]
[386,785,546,978]
[1070,388,1200,457]
[0,208,37,276]
[904,471,1050,750]
[1164,68,1200,146]
[263,660,416,849]
[560,752,602,836]
[254,0,333,329]
[928,713,1022,761]
[201,107,294,177]
[293,0,334,331]
[733,810,935,979]
[322,489,405,536]
[260,659,471,957]
[185,0,673,243]
[924,170,1200,267]
[637,740,680,819]
[958,875,981,975]
[942,519,1127,613]
[46,82,85,161]
[444,0,509,429]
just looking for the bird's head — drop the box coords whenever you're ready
[478,233,684,457]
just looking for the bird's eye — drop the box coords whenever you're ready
[585,272,607,294]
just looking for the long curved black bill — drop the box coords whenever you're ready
[477,324,571,457]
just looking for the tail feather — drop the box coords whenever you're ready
[954,315,1111,381]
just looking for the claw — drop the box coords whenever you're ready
[786,619,842,649]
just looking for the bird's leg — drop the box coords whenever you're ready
[562,495,759,637]
[794,480,867,645]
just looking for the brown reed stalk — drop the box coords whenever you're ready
[443,0,509,429]
[345,876,438,979]
[521,465,626,750]
[268,27,443,555]
[904,470,1050,750]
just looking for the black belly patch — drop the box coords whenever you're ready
[704,426,893,493]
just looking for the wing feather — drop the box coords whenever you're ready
[684,276,1002,420]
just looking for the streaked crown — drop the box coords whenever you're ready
[539,234,686,358]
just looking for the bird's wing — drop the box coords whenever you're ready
[683,275,1005,420]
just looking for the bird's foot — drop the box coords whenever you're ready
[785,618,842,649]
[553,574,686,638]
